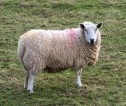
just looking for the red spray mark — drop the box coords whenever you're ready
[67,28,75,45]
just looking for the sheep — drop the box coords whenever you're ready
[17,21,103,93]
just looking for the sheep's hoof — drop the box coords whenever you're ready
[27,89,34,94]
[76,84,83,88]
[24,87,27,90]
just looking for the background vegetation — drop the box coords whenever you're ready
[0,0,126,105]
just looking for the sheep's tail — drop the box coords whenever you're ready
[17,36,28,70]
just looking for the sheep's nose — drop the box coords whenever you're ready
[90,39,94,45]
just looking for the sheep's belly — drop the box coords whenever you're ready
[44,67,69,73]
[45,60,72,73]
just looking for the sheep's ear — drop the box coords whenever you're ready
[80,23,85,29]
[97,23,103,28]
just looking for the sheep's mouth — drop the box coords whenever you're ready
[87,41,95,46]
[90,39,95,45]
[90,42,95,45]
[86,41,95,46]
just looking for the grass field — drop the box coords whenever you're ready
[0,0,126,105]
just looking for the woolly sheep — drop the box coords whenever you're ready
[17,21,103,93]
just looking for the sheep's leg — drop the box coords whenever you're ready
[27,72,35,93]
[75,68,82,87]
[24,70,29,89]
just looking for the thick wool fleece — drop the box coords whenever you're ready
[17,28,101,74]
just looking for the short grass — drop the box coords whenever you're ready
[0,0,126,106]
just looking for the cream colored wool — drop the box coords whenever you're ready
[18,28,101,74]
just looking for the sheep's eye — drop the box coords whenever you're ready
[85,29,88,34]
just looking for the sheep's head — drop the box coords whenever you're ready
[80,22,103,45]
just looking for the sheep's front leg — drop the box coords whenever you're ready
[75,68,82,87]
[27,72,35,93]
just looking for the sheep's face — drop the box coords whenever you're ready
[80,22,103,45]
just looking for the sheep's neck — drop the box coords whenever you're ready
[86,37,101,66]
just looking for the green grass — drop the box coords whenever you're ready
[0,0,126,105]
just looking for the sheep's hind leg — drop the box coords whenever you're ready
[24,70,29,89]
[75,68,82,87]
[27,71,35,93]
